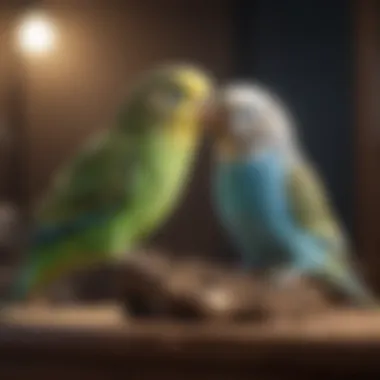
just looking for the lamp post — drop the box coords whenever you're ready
[0,7,58,289]
[7,9,57,221]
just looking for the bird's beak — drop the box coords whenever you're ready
[201,100,229,138]
[199,98,215,127]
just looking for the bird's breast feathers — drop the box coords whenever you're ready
[214,150,290,225]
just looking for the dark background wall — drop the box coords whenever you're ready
[234,0,355,236]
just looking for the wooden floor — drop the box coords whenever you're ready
[1,303,126,328]
[1,303,380,340]
[2,304,380,378]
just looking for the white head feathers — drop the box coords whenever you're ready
[214,82,300,160]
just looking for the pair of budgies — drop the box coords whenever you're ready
[6,63,375,307]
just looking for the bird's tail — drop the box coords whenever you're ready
[8,265,35,302]
[323,268,379,308]
[0,263,35,316]
[342,275,378,307]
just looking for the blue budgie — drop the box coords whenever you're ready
[207,83,376,306]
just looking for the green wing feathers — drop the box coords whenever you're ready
[37,129,140,222]
[287,159,345,248]
[286,158,356,281]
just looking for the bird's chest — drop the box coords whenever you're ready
[130,138,195,228]
[214,152,288,231]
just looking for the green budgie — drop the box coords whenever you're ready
[10,64,213,301]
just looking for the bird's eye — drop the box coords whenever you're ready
[232,107,254,134]
[150,87,184,112]
[240,107,254,125]
[166,88,184,106]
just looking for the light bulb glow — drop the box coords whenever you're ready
[17,14,56,55]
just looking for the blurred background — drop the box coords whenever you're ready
[0,0,378,299]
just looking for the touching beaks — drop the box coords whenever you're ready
[201,99,230,137]
[199,98,216,126]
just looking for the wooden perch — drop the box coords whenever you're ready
[118,249,351,321]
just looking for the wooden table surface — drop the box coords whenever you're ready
[1,304,380,379]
